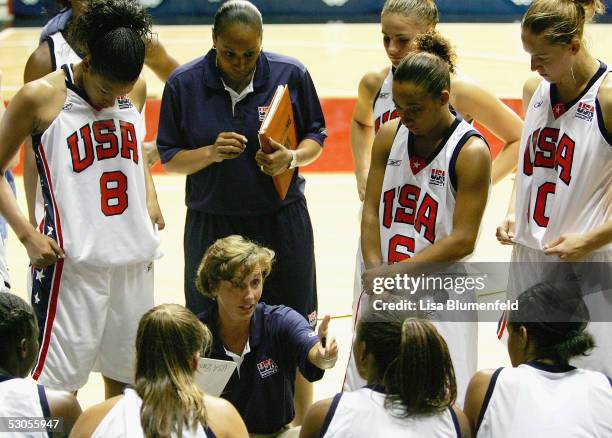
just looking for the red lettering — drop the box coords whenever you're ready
[556,133,575,185]
[120,121,138,164]
[68,124,94,173]
[100,171,128,216]
[388,234,414,263]
[415,194,438,243]
[93,119,119,160]
[534,127,558,169]
[394,184,420,225]
[382,188,396,229]
[533,182,556,227]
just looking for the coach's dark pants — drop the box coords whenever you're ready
[184,198,318,324]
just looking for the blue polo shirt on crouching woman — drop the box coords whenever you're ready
[157,49,327,216]
[198,303,324,434]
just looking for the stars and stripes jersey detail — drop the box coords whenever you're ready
[32,64,159,266]
[379,116,485,263]
[0,375,51,438]
[476,362,612,438]
[373,68,398,134]
[514,62,612,252]
[320,386,461,438]
[46,32,81,72]
[92,388,216,438]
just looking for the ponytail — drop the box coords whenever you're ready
[135,304,211,437]
[522,0,606,45]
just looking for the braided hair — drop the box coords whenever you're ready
[0,294,38,368]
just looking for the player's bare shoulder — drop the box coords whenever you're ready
[19,69,67,133]
[373,117,401,156]
[128,76,147,112]
[597,70,612,132]
[522,75,543,111]
[359,66,391,100]
[24,40,53,83]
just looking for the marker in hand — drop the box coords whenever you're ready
[316,315,338,369]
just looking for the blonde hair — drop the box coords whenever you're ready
[381,0,439,28]
[522,0,606,44]
[196,235,275,299]
[135,304,212,438]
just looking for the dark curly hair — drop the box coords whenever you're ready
[357,298,456,417]
[70,0,152,83]
[508,281,595,364]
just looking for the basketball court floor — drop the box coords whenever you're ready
[1,22,610,408]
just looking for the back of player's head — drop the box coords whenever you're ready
[135,304,211,437]
[522,0,606,44]
[195,235,274,299]
[357,301,456,416]
[394,30,455,96]
[508,281,594,364]
[381,0,439,28]
[0,293,38,374]
[70,0,152,83]
[213,0,263,38]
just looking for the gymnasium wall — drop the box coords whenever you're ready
[11,0,612,21]
[9,97,522,175]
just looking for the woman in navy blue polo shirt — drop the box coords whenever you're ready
[156,0,326,326]
[195,235,338,436]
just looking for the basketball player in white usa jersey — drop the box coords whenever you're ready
[465,282,612,437]
[71,304,248,438]
[344,33,491,403]
[0,293,81,437]
[351,0,522,202]
[302,309,469,438]
[497,0,612,375]
[0,0,164,399]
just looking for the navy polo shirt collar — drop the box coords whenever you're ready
[206,303,265,357]
[202,49,270,91]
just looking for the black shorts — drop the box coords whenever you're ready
[183,198,317,325]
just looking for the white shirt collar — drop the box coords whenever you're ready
[224,339,251,377]
[221,74,255,114]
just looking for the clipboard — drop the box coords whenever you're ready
[195,357,237,397]
[258,84,298,200]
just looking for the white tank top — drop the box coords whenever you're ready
[321,386,460,437]
[373,68,398,134]
[93,388,215,438]
[379,117,483,262]
[0,376,50,438]
[477,362,612,437]
[46,32,81,72]
[33,64,159,266]
[514,63,612,252]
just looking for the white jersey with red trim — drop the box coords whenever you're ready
[93,388,213,438]
[477,362,612,438]
[33,64,159,266]
[514,63,612,252]
[379,117,483,262]
[46,32,81,71]
[0,376,50,438]
[373,68,398,134]
[321,387,461,438]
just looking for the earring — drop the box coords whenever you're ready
[570,64,577,83]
